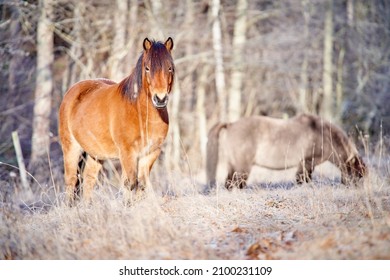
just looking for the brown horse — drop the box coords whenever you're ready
[59,37,175,204]
[207,114,367,189]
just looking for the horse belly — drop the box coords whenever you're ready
[254,144,302,170]
[70,88,122,158]
[71,120,119,159]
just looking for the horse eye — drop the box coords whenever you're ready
[145,66,150,72]
[168,66,172,72]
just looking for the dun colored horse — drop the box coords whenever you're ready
[59,37,175,203]
[207,114,367,189]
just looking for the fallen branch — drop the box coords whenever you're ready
[12,130,30,192]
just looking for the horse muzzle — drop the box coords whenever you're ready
[152,94,169,109]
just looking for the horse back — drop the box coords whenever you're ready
[230,115,315,169]
[63,79,117,102]
[60,79,119,129]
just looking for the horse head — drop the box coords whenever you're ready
[142,37,175,109]
[346,154,367,180]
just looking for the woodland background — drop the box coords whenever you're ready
[0,0,389,189]
[1,0,390,261]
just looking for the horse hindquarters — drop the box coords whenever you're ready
[59,82,105,204]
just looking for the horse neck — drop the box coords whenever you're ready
[327,131,354,166]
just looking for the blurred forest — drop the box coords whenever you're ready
[0,0,389,187]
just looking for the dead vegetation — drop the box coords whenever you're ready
[1,158,389,260]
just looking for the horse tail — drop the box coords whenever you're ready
[206,122,228,189]
[74,151,87,199]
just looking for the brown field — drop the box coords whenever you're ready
[1,155,389,260]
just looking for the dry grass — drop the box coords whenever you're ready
[1,157,390,260]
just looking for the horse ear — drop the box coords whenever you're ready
[143,38,152,51]
[165,37,174,52]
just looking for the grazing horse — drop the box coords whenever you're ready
[206,114,367,190]
[59,37,175,204]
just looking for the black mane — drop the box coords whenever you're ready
[118,53,143,101]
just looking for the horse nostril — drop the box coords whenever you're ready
[152,94,168,108]
[161,95,168,103]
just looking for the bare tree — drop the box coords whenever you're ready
[196,64,211,169]
[211,0,227,122]
[228,0,248,122]
[123,0,139,73]
[30,0,54,170]
[321,0,334,120]
[299,0,310,113]
[109,0,128,82]
[8,3,23,99]
[68,1,84,86]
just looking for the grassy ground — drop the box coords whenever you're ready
[0,158,389,260]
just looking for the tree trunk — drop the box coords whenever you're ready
[166,81,181,171]
[30,0,54,171]
[68,1,84,86]
[299,0,309,113]
[347,0,354,26]
[211,0,227,122]
[109,0,128,82]
[184,0,195,113]
[124,0,138,73]
[322,0,334,120]
[228,0,247,122]
[147,0,164,38]
[8,4,22,100]
[336,41,345,121]
[196,64,211,169]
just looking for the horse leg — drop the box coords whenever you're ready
[225,167,251,190]
[340,165,352,185]
[237,172,249,189]
[62,142,83,205]
[329,158,349,185]
[138,148,161,189]
[236,164,252,189]
[295,158,314,184]
[81,155,102,203]
[119,149,139,204]
[296,157,323,184]
[225,165,235,190]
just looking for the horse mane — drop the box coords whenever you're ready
[95,78,117,85]
[118,54,143,101]
[325,120,358,161]
[295,113,358,162]
[311,114,358,161]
